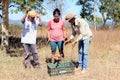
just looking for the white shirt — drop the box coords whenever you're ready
[70,18,92,42]
[21,17,40,44]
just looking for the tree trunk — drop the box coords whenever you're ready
[1,0,10,53]
[103,19,106,28]
[102,13,107,28]
[94,0,97,31]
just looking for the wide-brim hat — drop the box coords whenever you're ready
[65,12,75,21]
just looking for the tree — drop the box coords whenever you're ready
[76,0,94,21]
[11,0,44,14]
[1,0,10,53]
[99,0,120,27]
[94,0,97,31]
[109,0,120,25]
[96,16,102,27]
[99,0,111,27]
[42,0,68,18]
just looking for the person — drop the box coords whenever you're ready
[47,8,66,63]
[21,7,42,68]
[65,12,92,73]
[0,15,2,24]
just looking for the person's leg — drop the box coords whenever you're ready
[82,37,92,70]
[50,41,57,63]
[78,40,84,69]
[30,44,40,67]
[58,40,64,62]
[23,44,31,68]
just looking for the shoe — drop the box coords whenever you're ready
[34,63,41,69]
[24,61,31,68]
[81,69,86,73]
[75,67,82,72]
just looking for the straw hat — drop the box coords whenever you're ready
[65,12,75,21]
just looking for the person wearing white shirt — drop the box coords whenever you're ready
[65,12,92,73]
[21,8,42,68]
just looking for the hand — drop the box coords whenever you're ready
[72,41,77,49]
[63,34,67,40]
[65,38,68,41]
[47,38,50,44]
[36,11,41,18]
[36,13,40,18]
[25,7,30,14]
[64,39,71,45]
[36,11,43,25]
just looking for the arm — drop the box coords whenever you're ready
[21,14,27,24]
[21,7,30,24]
[65,25,76,45]
[70,25,76,40]
[72,26,87,48]
[47,21,51,41]
[62,21,67,39]
[47,27,50,41]
[75,23,89,42]
[36,12,43,26]
[38,16,42,26]
[75,34,82,42]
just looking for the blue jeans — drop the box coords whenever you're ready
[78,37,92,69]
[50,40,64,52]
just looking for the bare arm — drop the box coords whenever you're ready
[36,11,43,26]
[37,15,43,26]
[62,22,67,40]
[21,7,30,24]
[21,14,27,24]
[47,26,51,41]
[70,25,76,40]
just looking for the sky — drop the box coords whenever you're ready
[8,0,81,22]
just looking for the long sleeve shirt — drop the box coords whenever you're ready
[70,18,92,42]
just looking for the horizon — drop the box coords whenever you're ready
[8,0,82,22]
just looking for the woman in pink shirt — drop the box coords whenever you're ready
[47,8,66,63]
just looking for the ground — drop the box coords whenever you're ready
[0,29,120,80]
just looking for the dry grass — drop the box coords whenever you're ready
[0,27,120,80]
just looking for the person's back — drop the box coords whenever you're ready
[75,18,92,40]
[0,15,2,24]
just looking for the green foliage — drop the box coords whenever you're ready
[96,16,102,25]
[10,0,45,15]
[111,1,120,24]
[99,0,120,26]
[76,0,94,21]
[44,0,66,17]
[10,9,18,14]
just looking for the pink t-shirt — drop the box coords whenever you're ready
[48,19,65,42]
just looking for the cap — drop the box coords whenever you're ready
[28,11,37,17]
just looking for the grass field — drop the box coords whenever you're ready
[0,27,120,80]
